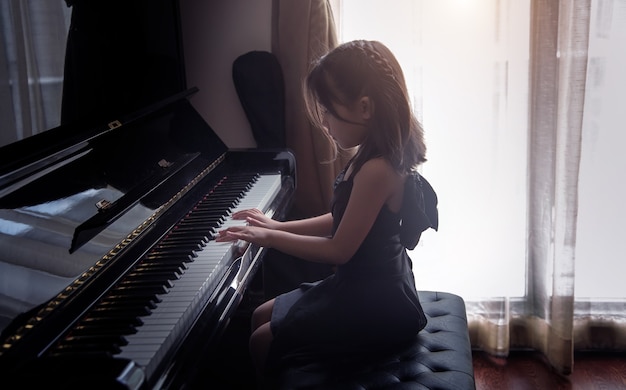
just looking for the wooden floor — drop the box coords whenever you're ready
[473,350,626,390]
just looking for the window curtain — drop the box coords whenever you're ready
[519,0,589,375]
[330,0,626,377]
[472,0,591,375]
[473,0,626,375]
[270,0,353,219]
[0,1,69,147]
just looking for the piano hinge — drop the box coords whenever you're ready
[158,159,173,168]
[95,199,113,212]
[108,120,122,130]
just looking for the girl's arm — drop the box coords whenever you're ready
[230,208,333,237]
[278,213,333,236]
[218,158,396,265]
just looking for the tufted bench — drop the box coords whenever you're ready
[276,291,475,389]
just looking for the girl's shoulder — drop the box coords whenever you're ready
[356,157,397,177]
[352,158,403,194]
[345,156,393,182]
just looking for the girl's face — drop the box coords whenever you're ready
[322,99,370,150]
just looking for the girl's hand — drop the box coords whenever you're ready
[215,225,272,247]
[230,208,279,230]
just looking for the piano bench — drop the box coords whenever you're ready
[276,291,476,390]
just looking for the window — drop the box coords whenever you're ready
[336,0,530,299]
[335,0,626,302]
[0,2,71,147]
[575,0,626,299]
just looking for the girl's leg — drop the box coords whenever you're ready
[249,299,275,383]
[251,298,274,332]
[249,322,273,379]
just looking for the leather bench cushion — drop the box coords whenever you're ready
[277,291,475,389]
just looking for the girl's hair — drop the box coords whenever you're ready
[304,40,427,174]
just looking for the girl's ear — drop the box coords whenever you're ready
[359,96,373,120]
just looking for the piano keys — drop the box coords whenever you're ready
[0,88,296,389]
[53,174,282,374]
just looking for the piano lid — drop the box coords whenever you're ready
[0,88,226,334]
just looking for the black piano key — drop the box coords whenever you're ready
[152,242,204,252]
[125,270,182,282]
[185,207,226,216]
[172,223,220,232]
[99,297,160,310]
[174,219,223,228]
[133,263,187,274]
[166,228,216,239]
[118,279,175,290]
[141,253,194,262]
[181,210,226,218]
[175,209,224,221]
[147,249,198,258]
[114,284,169,296]
[72,323,138,336]
[160,235,210,245]
[90,305,153,318]
[199,201,240,209]
[57,337,126,354]
[48,350,115,359]
[144,256,195,267]
[81,313,145,327]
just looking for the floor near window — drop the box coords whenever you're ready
[473,350,626,390]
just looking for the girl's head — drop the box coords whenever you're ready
[304,40,427,173]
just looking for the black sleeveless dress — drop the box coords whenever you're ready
[266,166,438,377]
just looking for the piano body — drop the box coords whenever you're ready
[0,87,296,388]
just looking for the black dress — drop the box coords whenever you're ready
[266,166,438,377]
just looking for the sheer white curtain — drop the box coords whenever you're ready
[0,1,70,147]
[334,0,626,374]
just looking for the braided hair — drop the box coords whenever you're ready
[304,40,427,175]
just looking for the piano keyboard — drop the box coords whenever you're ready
[48,173,282,378]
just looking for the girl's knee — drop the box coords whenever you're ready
[250,322,273,347]
[251,299,274,331]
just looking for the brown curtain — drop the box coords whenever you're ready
[271,0,353,219]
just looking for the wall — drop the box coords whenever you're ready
[180,0,273,149]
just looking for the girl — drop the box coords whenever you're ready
[217,39,438,385]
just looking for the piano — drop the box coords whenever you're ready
[0,87,296,388]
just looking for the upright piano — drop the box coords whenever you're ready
[0,87,296,388]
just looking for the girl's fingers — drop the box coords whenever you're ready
[246,216,264,227]
[215,228,240,242]
[231,208,262,220]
